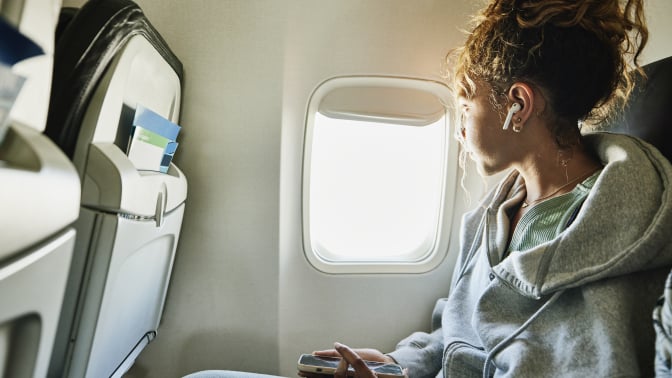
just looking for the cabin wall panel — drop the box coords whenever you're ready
[642,1,672,64]
[125,1,286,376]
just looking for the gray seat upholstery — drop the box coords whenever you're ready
[614,56,672,376]
[610,56,672,160]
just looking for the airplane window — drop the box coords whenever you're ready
[301,76,456,273]
[308,113,445,262]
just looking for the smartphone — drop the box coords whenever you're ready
[297,354,404,378]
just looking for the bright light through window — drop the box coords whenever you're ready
[308,112,446,262]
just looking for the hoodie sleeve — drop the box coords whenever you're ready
[386,298,447,378]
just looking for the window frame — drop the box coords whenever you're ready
[302,76,458,274]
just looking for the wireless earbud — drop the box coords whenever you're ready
[502,102,521,130]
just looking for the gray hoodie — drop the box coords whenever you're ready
[388,133,672,378]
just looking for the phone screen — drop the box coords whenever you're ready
[299,354,341,369]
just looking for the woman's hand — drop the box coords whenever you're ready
[313,345,395,365]
[333,342,377,378]
[333,343,407,378]
[297,343,405,378]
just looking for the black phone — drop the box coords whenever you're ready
[297,354,404,377]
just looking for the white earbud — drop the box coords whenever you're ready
[502,102,521,130]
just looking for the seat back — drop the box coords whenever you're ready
[44,1,187,377]
[616,56,672,376]
[609,56,672,160]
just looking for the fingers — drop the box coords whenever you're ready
[312,349,340,358]
[334,342,377,378]
[334,355,349,378]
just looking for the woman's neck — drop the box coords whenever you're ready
[518,145,601,204]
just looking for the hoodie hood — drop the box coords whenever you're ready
[485,133,672,298]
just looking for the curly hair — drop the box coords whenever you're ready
[450,0,648,146]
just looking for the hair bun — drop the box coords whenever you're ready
[455,0,647,130]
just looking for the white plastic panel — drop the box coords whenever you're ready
[319,85,446,126]
[0,123,80,260]
[82,142,187,218]
[0,229,75,378]
[69,204,184,378]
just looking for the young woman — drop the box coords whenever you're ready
[309,0,672,377]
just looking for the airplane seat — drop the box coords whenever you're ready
[43,1,188,377]
[612,55,672,375]
[609,55,672,161]
[0,0,81,377]
[609,55,672,374]
[54,7,79,45]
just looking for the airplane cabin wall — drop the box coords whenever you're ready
[640,1,672,64]
[122,1,287,376]
[59,1,672,377]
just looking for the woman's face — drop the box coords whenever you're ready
[458,82,520,176]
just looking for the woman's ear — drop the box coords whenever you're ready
[507,82,535,131]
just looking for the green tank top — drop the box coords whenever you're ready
[508,170,602,253]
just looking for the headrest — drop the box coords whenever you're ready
[609,56,672,161]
